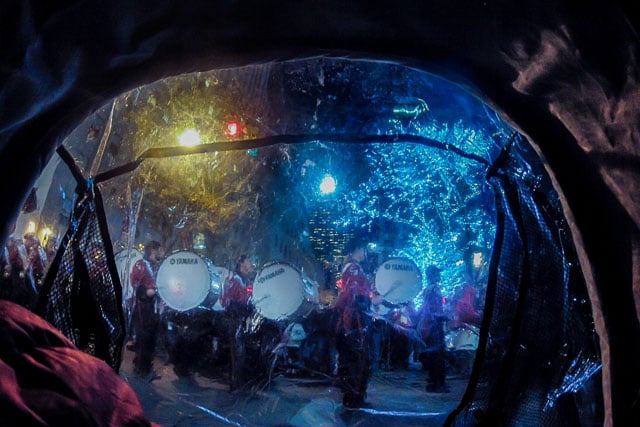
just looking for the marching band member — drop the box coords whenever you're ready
[332,242,378,408]
[130,240,164,380]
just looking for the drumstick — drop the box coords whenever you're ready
[251,294,271,304]
[381,280,403,298]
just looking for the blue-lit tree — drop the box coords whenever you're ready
[332,141,496,295]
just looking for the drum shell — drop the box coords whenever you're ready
[445,325,480,351]
[251,261,319,321]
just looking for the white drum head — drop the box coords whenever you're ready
[156,250,211,311]
[114,249,143,301]
[374,257,422,304]
[252,262,305,320]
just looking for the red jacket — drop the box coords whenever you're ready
[130,259,158,298]
[333,262,372,332]
[451,285,480,328]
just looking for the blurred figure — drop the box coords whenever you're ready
[1,236,35,309]
[0,299,158,426]
[417,265,450,393]
[23,232,47,291]
[130,240,164,380]
[220,254,254,314]
[450,283,481,330]
[221,254,256,390]
[388,303,417,370]
[446,283,481,376]
[370,291,395,371]
[332,242,377,407]
[44,237,58,265]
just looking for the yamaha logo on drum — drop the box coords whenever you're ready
[169,258,199,265]
[257,267,285,284]
[387,263,414,271]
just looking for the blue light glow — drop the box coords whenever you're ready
[319,175,337,195]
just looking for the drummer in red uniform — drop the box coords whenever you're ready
[221,254,256,390]
[220,254,254,314]
[130,240,164,380]
[332,241,379,408]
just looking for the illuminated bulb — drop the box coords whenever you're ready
[472,252,483,268]
[40,227,53,243]
[178,128,201,147]
[27,221,36,234]
[319,175,336,195]
[225,121,239,137]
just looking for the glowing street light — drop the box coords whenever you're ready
[319,174,337,195]
[178,128,201,147]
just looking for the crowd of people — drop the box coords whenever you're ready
[0,231,482,409]
[122,239,484,409]
[0,232,56,310]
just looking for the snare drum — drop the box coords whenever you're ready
[114,249,143,302]
[156,250,211,312]
[374,257,422,305]
[202,257,231,310]
[208,262,231,296]
[252,262,319,321]
[445,325,480,351]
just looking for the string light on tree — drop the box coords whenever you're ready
[472,252,484,268]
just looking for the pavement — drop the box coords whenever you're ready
[120,346,470,427]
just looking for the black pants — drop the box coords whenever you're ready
[389,327,411,369]
[420,318,447,389]
[336,298,373,407]
[337,329,371,407]
[133,298,159,375]
[421,348,446,388]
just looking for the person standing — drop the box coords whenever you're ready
[23,232,48,293]
[130,240,164,380]
[2,236,34,309]
[220,254,255,390]
[332,242,376,407]
[220,254,253,315]
[417,265,450,393]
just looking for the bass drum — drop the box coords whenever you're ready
[374,257,422,304]
[252,262,319,321]
[114,249,143,302]
[156,250,211,312]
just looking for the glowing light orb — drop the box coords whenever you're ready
[225,121,240,137]
[40,227,53,243]
[472,252,484,268]
[319,175,337,195]
[178,128,201,147]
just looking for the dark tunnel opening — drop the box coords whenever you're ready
[1,59,604,426]
[1,1,639,426]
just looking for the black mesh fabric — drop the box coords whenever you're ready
[447,138,603,426]
[36,164,125,371]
